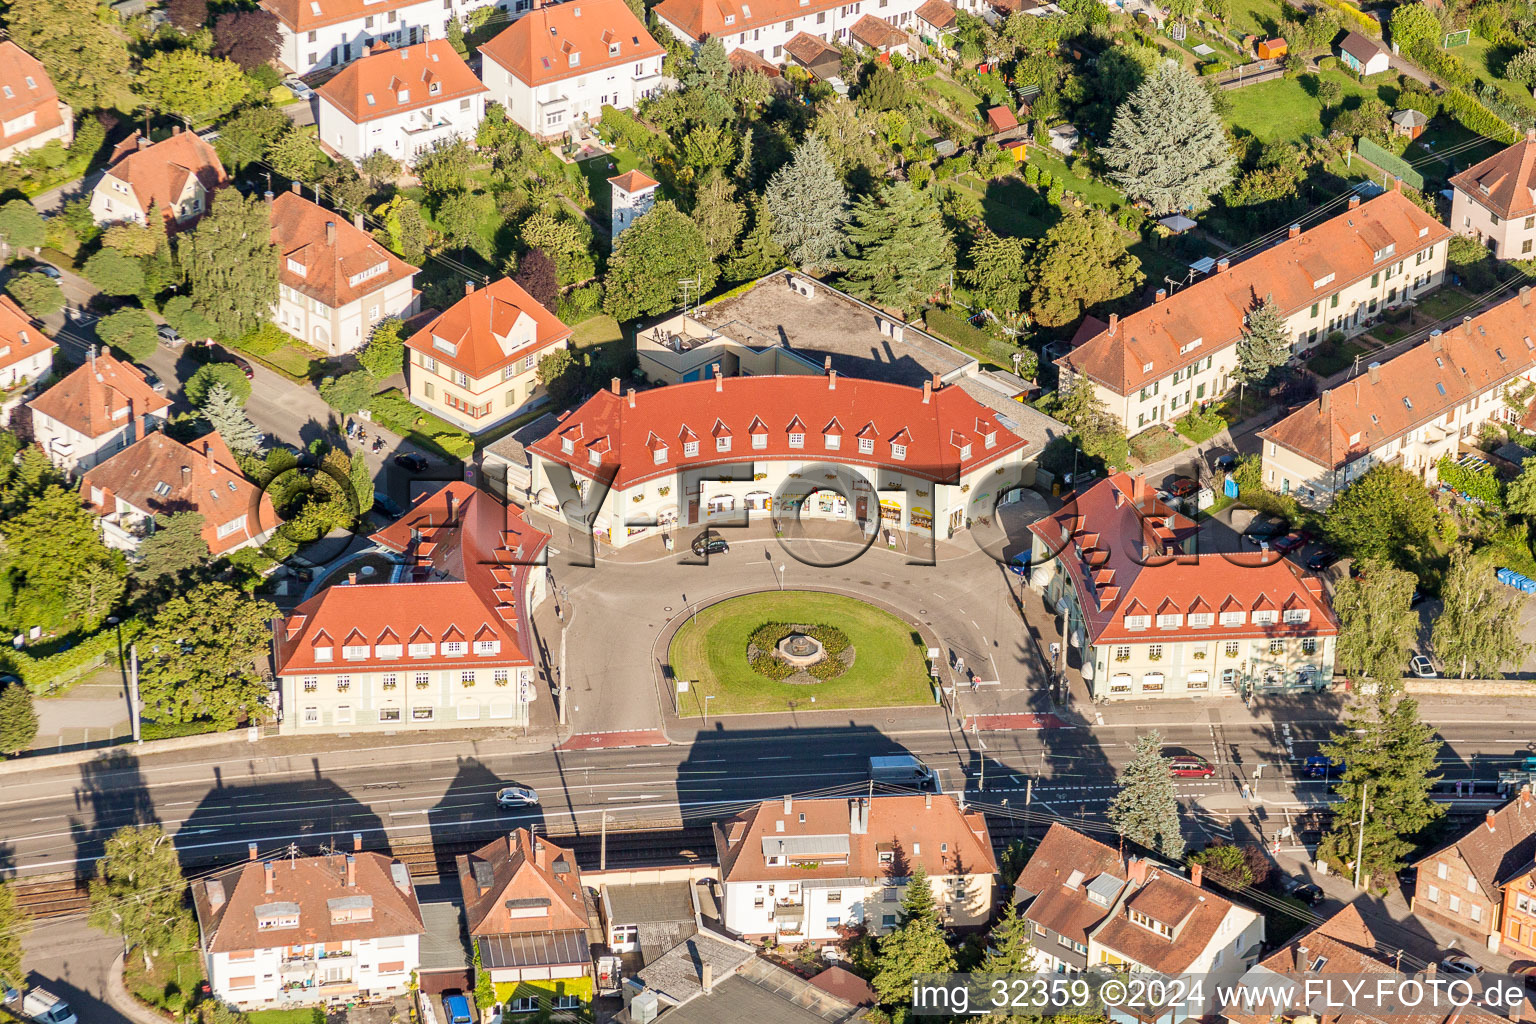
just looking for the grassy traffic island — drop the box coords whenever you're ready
[668,591,934,717]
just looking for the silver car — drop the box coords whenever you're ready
[496,785,539,809]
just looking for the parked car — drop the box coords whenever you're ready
[1212,452,1238,471]
[443,993,473,1024]
[1162,747,1215,778]
[1304,755,1344,779]
[156,323,183,347]
[28,262,60,280]
[1410,655,1436,678]
[1005,552,1030,577]
[394,452,429,473]
[1307,548,1342,572]
[1289,883,1322,905]
[1167,476,1198,497]
[1439,955,1482,976]
[21,989,77,1024]
[1272,531,1310,554]
[373,491,405,519]
[141,369,165,393]
[495,785,539,808]
[282,76,315,100]
[692,530,728,556]
[228,352,254,379]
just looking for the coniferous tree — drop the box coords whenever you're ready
[764,134,848,271]
[899,864,938,925]
[842,182,955,314]
[1433,545,1531,678]
[202,385,262,456]
[965,231,1030,316]
[724,198,785,283]
[1108,730,1185,859]
[977,902,1034,975]
[0,879,29,982]
[690,173,747,261]
[1101,61,1235,215]
[132,512,210,592]
[1330,565,1419,684]
[180,192,280,341]
[1024,208,1142,328]
[1234,295,1290,385]
[358,319,407,381]
[871,916,957,1006]
[0,682,38,757]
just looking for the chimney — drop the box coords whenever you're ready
[783,795,792,814]
[1154,288,1167,303]
[180,465,191,486]
[859,798,869,834]
[205,440,217,473]
[823,355,832,373]
[714,365,723,392]
[1113,487,1124,509]
[701,963,713,994]
[924,791,932,809]
[353,212,364,232]
[627,388,636,408]
[849,798,864,834]
[932,371,942,392]
[1190,862,1203,888]
[353,832,363,852]
[1108,313,1118,336]
[325,221,336,246]
[465,280,475,296]
[346,854,356,887]
[1128,857,1150,886]
[348,573,357,585]
[445,491,455,520]
[1393,176,1402,192]
[248,842,259,861]
[1432,333,1443,353]
[1348,195,1360,210]
[1463,315,1474,335]
[172,125,181,135]
[137,133,150,150]
[1288,223,1301,239]
[1522,285,1532,307]
[922,379,932,404]
[1298,945,1310,971]
[291,180,301,194]
[89,344,96,376]
[1488,808,1498,831]
[264,861,275,894]
[611,377,621,394]
[207,879,226,910]
[1320,390,1330,414]
[1216,258,1230,274]
[1368,364,1381,384]
[1131,474,1146,504]
[828,369,837,390]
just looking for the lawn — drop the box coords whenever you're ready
[1448,37,1536,114]
[367,388,472,460]
[1222,0,1287,40]
[668,591,934,716]
[1413,285,1480,325]
[1128,426,1188,464]
[1175,405,1231,444]
[1306,339,1367,376]
[1222,69,1393,145]
[1026,147,1126,209]
[578,149,647,218]
[925,76,982,118]
[956,175,1053,237]
[124,941,206,1017]
[229,324,340,384]
[248,1010,324,1024]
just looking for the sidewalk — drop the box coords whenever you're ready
[104,953,174,1024]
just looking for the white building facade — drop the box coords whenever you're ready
[653,0,927,64]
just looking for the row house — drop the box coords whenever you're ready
[457,830,594,1014]
[653,0,926,67]
[478,0,665,138]
[712,794,998,943]
[1452,130,1536,261]
[88,129,227,230]
[192,839,424,1009]
[260,0,514,75]
[1012,823,1127,975]
[526,370,1029,548]
[403,277,572,432]
[1028,473,1339,701]
[1260,286,1536,507]
[80,431,279,555]
[270,188,420,356]
[273,482,550,733]
[0,42,72,162]
[0,293,56,393]
[1056,189,1450,430]
[26,348,170,474]
[316,39,487,164]
[1411,787,1536,955]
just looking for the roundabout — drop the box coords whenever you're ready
[668,590,935,717]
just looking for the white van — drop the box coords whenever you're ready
[23,988,78,1024]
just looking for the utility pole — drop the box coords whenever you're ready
[600,812,608,871]
[129,645,141,744]
[558,626,568,727]
[1353,782,1369,890]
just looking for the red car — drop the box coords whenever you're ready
[1163,748,1216,778]
[1273,531,1310,554]
[1168,477,1199,497]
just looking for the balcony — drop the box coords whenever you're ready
[774,894,804,908]
[403,116,453,135]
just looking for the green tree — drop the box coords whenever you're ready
[899,864,938,925]
[1319,683,1443,883]
[1433,545,1530,678]
[0,879,30,981]
[5,272,63,318]
[1052,375,1128,470]
[187,362,252,406]
[132,512,210,590]
[161,296,221,344]
[98,307,159,363]
[6,0,132,109]
[1332,564,1419,683]
[266,128,328,182]
[1108,730,1184,859]
[686,35,731,90]
[0,486,125,632]
[181,191,280,340]
[416,139,476,197]
[1324,465,1441,567]
[872,916,957,1005]
[202,384,262,455]
[814,99,884,180]
[136,50,250,122]
[88,824,190,971]
[537,349,584,408]
[1101,62,1235,215]
[359,318,406,381]
[764,134,848,271]
[350,451,374,516]
[964,230,1030,314]
[859,62,907,110]
[136,582,278,728]
[214,105,291,174]
[1506,459,1536,516]
[1187,843,1254,888]
[977,901,1033,975]
[1234,295,1290,384]
[358,149,401,190]
[604,200,717,322]
[1024,209,1143,328]
[0,681,38,756]
[842,181,955,314]
[83,247,145,297]
[0,199,46,260]
[1507,48,1536,88]
[1389,3,1442,55]
[473,941,495,1011]
[724,198,785,282]
[374,195,428,264]
[690,173,746,260]
[521,212,590,286]
[319,370,376,415]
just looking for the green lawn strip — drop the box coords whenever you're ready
[124,943,207,1016]
[955,174,1053,237]
[1413,285,1481,325]
[1128,426,1189,464]
[1024,147,1126,208]
[248,1010,324,1024]
[1222,69,1388,144]
[578,150,646,217]
[1306,339,1368,376]
[225,329,336,385]
[1221,0,1286,39]
[668,591,933,716]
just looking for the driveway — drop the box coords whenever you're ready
[20,915,131,1024]
[31,169,104,215]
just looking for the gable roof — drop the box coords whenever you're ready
[192,851,424,954]
[1013,823,1126,945]
[0,293,55,375]
[455,829,588,936]
[1057,191,1448,395]
[656,0,867,42]
[80,431,279,556]
[914,0,958,28]
[1340,30,1385,64]
[727,47,782,76]
[270,191,418,311]
[260,0,420,32]
[27,349,170,438]
[1451,131,1536,220]
[100,130,227,224]
[1093,863,1245,975]
[783,31,841,69]
[1413,787,1536,892]
[0,42,66,150]
[1261,287,1536,472]
[478,0,664,87]
[849,14,906,49]
[316,40,486,124]
[402,277,571,379]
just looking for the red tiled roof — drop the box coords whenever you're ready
[0,293,55,375]
[727,47,782,76]
[478,0,663,87]
[783,31,840,68]
[913,0,958,28]
[1057,192,1448,395]
[1093,864,1241,976]
[607,169,659,193]
[403,277,571,380]
[101,131,227,227]
[27,350,170,439]
[1413,788,1536,891]
[808,966,877,1007]
[1028,472,1339,645]
[271,192,417,311]
[80,431,279,556]
[260,0,418,32]
[316,40,486,124]
[1262,288,1536,471]
[986,106,1019,132]
[527,374,1027,491]
[0,42,65,151]
[657,0,860,41]
[456,829,588,936]
[275,483,549,675]
[1014,823,1125,946]
[849,14,906,50]
[1451,133,1536,220]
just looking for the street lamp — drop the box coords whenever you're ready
[703,694,715,725]
[107,615,140,744]
[778,564,786,591]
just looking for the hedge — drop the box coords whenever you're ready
[1319,0,1380,37]
[1408,39,1474,89]
[6,618,145,694]
[1440,87,1520,144]
[597,105,666,159]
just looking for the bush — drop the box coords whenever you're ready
[1199,60,1229,75]
[1316,55,1338,71]
[5,271,63,317]
[186,361,252,406]
[556,283,602,324]
[232,321,291,356]
[97,307,159,362]
[1437,454,1500,504]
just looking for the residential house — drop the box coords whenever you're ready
[270,189,420,356]
[848,14,909,55]
[1011,823,1126,975]
[1056,190,1449,429]
[526,370,1030,547]
[783,32,844,79]
[1338,31,1389,75]
[26,348,170,473]
[403,277,571,432]
[1027,472,1339,700]
[1450,129,1536,260]
[1090,858,1264,1020]
[1411,787,1536,954]
[272,482,549,733]
[0,293,56,393]
[711,794,998,943]
[654,0,930,64]
[315,39,488,164]
[457,829,594,1014]
[478,0,665,137]
[609,169,658,241]
[88,129,228,230]
[912,0,957,39]
[191,839,424,1009]
[1259,286,1536,507]
[259,0,508,75]
[0,42,72,162]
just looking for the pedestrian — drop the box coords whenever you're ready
[970,674,979,693]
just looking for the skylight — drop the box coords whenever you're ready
[365,92,376,104]
[1436,382,1446,396]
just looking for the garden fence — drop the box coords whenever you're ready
[1355,138,1426,190]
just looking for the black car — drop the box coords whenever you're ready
[373,491,405,519]
[691,530,728,556]
[1291,883,1323,905]
[394,452,429,473]
[140,369,166,393]
[1307,549,1341,572]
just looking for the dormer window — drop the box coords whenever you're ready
[609,41,620,55]
[1374,244,1396,261]
[1128,908,1174,938]
[1220,610,1245,626]
[1282,609,1310,624]
[959,443,971,459]
[286,258,307,277]
[1179,338,1202,354]
[365,92,376,105]
[568,52,580,67]
[825,432,840,450]
[474,639,500,655]
[788,432,805,448]
[314,645,334,662]
[753,433,766,450]
[1124,614,1150,631]
[429,82,440,94]
[1251,610,1277,625]
[443,641,467,656]
[1313,272,1335,289]
[432,335,457,356]
[891,443,906,460]
[397,88,410,102]
[561,437,574,455]
[859,437,874,454]
[409,641,435,657]
[343,644,369,660]
[716,436,731,453]
[683,440,699,456]
[376,642,403,659]
[725,13,735,21]
[588,449,601,466]
[653,445,668,464]
[1156,613,1181,629]
[1188,612,1213,628]
[984,431,997,449]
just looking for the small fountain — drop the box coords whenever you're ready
[776,632,827,668]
